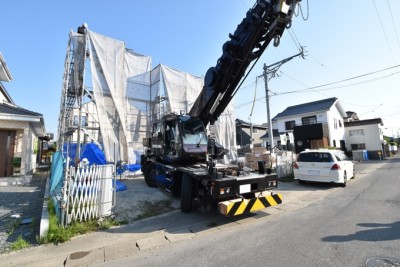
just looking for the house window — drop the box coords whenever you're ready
[349,129,365,136]
[302,116,317,125]
[285,120,296,130]
[333,140,336,147]
[339,120,342,127]
[252,128,258,134]
[82,116,88,127]
[334,118,338,129]
[351,143,366,150]
[73,115,88,126]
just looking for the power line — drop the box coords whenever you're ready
[288,29,303,52]
[277,71,399,96]
[372,0,396,65]
[276,65,400,95]
[386,0,400,60]
[234,64,400,109]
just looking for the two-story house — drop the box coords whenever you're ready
[236,119,268,155]
[272,97,348,153]
[0,52,47,176]
[344,115,384,160]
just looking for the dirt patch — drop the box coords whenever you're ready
[113,175,178,223]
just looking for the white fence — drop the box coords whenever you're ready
[65,164,114,225]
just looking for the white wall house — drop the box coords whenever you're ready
[0,52,47,176]
[271,97,347,153]
[344,118,384,159]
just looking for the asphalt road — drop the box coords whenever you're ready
[98,158,400,267]
[0,171,47,253]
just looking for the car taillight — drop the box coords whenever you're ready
[331,163,341,170]
[293,162,299,169]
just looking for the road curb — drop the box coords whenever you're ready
[40,177,50,238]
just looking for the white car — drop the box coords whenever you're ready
[293,149,355,187]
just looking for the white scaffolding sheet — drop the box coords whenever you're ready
[88,31,151,164]
[72,29,236,165]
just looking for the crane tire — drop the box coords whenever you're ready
[144,163,157,188]
[181,174,193,212]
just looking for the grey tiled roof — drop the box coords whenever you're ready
[344,118,383,127]
[0,103,42,117]
[273,97,338,119]
[260,129,280,139]
[235,118,267,129]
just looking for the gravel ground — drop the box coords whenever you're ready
[0,171,48,254]
[112,175,179,224]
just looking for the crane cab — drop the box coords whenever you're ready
[146,114,208,164]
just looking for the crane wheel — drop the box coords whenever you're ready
[181,174,193,212]
[144,163,157,188]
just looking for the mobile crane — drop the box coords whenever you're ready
[141,0,301,216]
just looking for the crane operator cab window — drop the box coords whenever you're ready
[180,116,207,147]
[152,122,163,154]
[165,120,179,156]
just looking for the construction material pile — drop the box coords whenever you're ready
[244,147,275,171]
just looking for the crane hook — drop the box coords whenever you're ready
[273,35,280,47]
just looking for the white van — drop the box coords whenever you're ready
[293,149,354,187]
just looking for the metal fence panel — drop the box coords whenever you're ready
[65,164,114,225]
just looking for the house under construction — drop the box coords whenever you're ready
[57,25,237,166]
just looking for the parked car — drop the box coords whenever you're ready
[293,149,354,187]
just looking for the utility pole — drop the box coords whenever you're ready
[263,48,305,151]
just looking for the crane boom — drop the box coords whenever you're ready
[189,0,301,126]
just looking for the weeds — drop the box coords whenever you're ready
[41,197,171,245]
[41,199,120,245]
[10,236,30,251]
[5,219,20,235]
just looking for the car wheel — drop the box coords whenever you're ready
[341,172,347,187]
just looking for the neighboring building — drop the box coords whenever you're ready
[272,97,347,153]
[259,128,281,149]
[0,53,47,177]
[345,111,360,122]
[344,118,384,160]
[236,119,268,154]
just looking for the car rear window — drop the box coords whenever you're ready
[297,152,334,163]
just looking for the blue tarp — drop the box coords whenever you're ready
[117,164,141,175]
[63,143,107,165]
[49,151,64,220]
[115,180,127,191]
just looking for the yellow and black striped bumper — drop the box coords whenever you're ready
[219,193,283,216]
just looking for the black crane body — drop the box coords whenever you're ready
[141,0,301,216]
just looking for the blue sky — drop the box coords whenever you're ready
[1,0,400,137]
